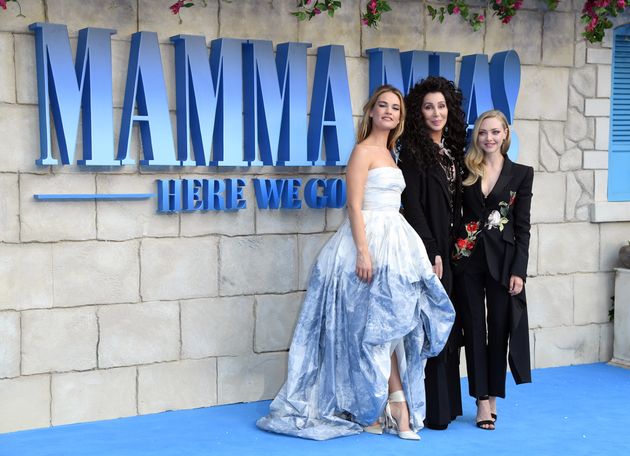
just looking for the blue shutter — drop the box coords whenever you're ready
[609,24,630,201]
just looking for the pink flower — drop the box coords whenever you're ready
[369,0,378,14]
[0,0,7,10]
[478,14,485,22]
[514,0,523,9]
[453,6,461,14]
[362,17,369,25]
[587,15,599,32]
[502,15,512,24]
[495,0,502,4]
[305,0,311,4]
[618,0,626,8]
[313,7,321,14]
[169,0,184,15]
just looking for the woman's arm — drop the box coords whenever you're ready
[346,146,372,282]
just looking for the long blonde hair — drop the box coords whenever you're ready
[463,110,511,186]
[357,84,406,151]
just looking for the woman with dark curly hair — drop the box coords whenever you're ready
[399,76,467,431]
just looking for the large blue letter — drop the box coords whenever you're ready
[30,23,116,166]
[366,47,404,95]
[243,40,310,166]
[118,31,177,166]
[458,54,494,126]
[307,45,354,166]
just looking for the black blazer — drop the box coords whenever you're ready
[453,157,534,384]
[399,153,462,295]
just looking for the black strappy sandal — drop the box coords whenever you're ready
[475,396,496,430]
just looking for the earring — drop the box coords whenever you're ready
[444,125,449,136]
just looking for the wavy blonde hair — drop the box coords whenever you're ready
[357,84,406,151]
[463,110,511,187]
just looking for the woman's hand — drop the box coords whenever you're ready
[356,251,373,283]
[509,275,524,296]
[433,255,443,279]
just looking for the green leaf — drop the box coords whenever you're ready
[184,2,194,7]
[328,8,334,17]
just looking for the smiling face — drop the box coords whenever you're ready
[477,116,508,156]
[369,91,401,131]
[421,92,448,135]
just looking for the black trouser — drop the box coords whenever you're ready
[454,241,510,398]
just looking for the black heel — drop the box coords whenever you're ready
[475,396,495,431]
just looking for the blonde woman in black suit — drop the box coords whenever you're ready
[452,110,533,430]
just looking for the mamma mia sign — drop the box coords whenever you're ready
[30,23,520,210]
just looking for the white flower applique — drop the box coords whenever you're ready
[485,191,516,232]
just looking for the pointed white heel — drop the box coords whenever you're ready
[385,390,420,441]
[363,422,383,435]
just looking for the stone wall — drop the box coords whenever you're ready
[0,0,628,433]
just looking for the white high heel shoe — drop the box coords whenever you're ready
[385,390,421,441]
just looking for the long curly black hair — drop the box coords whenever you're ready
[399,76,467,172]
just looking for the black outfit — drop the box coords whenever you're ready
[399,147,463,429]
[452,157,533,399]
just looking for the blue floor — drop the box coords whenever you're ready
[1,363,629,456]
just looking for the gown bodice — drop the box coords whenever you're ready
[362,167,405,211]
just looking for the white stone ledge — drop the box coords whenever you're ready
[590,202,630,222]
[585,98,611,117]
[583,150,608,169]
[587,48,612,65]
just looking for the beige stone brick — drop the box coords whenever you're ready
[0,173,19,242]
[326,207,347,231]
[219,235,298,295]
[217,352,287,404]
[139,0,219,43]
[0,33,15,103]
[542,12,575,66]
[96,175,179,240]
[0,104,47,173]
[574,40,586,67]
[255,293,303,352]
[565,108,589,143]
[46,0,138,39]
[600,322,613,362]
[527,275,573,328]
[51,367,136,425]
[593,169,607,201]
[0,1,45,33]
[584,98,610,117]
[298,232,334,289]
[141,237,219,301]
[512,120,539,171]
[52,241,140,307]
[574,272,614,325]
[484,10,542,65]
[528,224,538,277]
[138,359,217,414]
[515,66,569,121]
[14,33,37,105]
[256,206,326,235]
[347,57,369,117]
[583,150,608,170]
[539,223,600,274]
[559,148,582,172]
[599,222,630,270]
[570,65,596,98]
[299,0,360,57]
[99,302,180,368]
[534,324,601,368]
[0,311,19,378]
[530,172,566,224]
[0,374,50,433]
[613,268,630,364]
[586,48,611,65]
[362,0,424,54]
[597,64,611,98]
[220,0,297,43]
[595,117,610,151]
[0,243,53,311]
[181,296,254,358]
[22,307,98,374]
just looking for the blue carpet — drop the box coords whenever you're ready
[1,363,629,456]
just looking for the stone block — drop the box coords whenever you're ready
[559,148,582,171]
[255,293,303,352]
[0,375,50,433]
[574,38,586,68]
[0,311,19,378]
[138,359,217,414]
[590,201,630,222]
[0,33,15,103]
[99,302,180,368]
[326,207,347,231]
[299,0,360,57]
[0,173,19,242]
[362,0,424,54]
[96,175,179,240]
[22,308,98,375]
[20,174,97,241]
[217,352,287,404]
[613,269,630,364]
[515,66,569,121]
[139,0,219,43]
[0,104,47,174]
[568,86,584,110]
[584,98,610,117]
[530,172,566,224]
[256,206,326,235]
[597,65,611,98]
[542,12,575,66]
[583,151,608,169]
[51,368,136,425]
[347,57,369,117]
[298,232,334,289]
[538,223,600,274]
[0,243,53,311]
[599,222,630,270]
[565,109,589,143]
[484,10,542,65]
[14,33,37,105]
[181,296,254,358]
[534,324,601,368]
[220,0,298,43]
[512,120,539,170]
[46,0,138,39]
[594,170,607,201]
[595,117,610,151]
[528,224,538,277]
[141,237,219,301]
[219,235,298,295]
[565,172,582,221]
[600,322,613,362]
[527,275,573,328]
[574,272,614,325]
[52,241,140,307]
[570,64,596,98]
[586,48,612,65]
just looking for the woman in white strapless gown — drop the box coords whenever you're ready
[257,85,455,441]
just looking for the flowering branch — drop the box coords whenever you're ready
[581,0,627,43]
